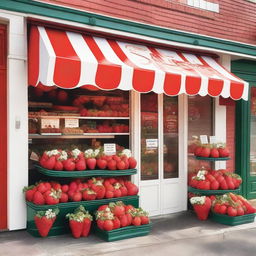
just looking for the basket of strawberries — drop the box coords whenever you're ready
[94,201,152,242]
[211,193,256,225]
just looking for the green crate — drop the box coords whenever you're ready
[210,212,256,226]
[35,165,137,177]
[188,186,241,195]
[26,196,139,237]
[94,223,152,242]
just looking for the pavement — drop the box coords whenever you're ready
[1,211,256,256]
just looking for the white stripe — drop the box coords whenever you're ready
[67,32,98,87]
[242,82,249,100]
[156,49,184,62]
[182,53,203,65]
[38,26,56,86]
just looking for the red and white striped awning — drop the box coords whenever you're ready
[28,26,248,100]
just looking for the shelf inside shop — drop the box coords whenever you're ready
[28,116,130,120]
[34,165,137,177]
[29,133,129,139]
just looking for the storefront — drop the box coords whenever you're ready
[0,5,254,231]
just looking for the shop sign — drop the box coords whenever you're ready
[104,143,116,155]
[65,118,79,128]
[146,139,158,149]
[200,135,208,144]
[41,118,59,129]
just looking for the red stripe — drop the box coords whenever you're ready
[0,24,7,230]
[28,26,39,86]
[230,82,244,100]
[46,28,81,88]
[208,78,224,97]
[83,36,121,90]
[149,48,181,95]
[108,40,155,92]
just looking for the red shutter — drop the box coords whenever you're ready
[0,24,7,230]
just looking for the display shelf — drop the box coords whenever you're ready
[26,196,139,237]
[195,156,230,161]
[29,133,129,139]
[94,223,152,242]
[210,212,256,226]
[35,165,137,177]
[29,116,130,120]
[188,186,241,195]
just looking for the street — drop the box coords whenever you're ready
[1,211,256,256]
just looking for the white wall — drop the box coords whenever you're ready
[0,11,28,230]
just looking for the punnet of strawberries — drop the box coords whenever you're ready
[39,148,137,171]
[194,143,230,158]
[212,193,256,216]
[23,177,139,205]
[95,201,150,231]
[189,169,242,190]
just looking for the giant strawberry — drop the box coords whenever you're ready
[190,196,211,220]
[87,158,97,170]
[34,208,59,237]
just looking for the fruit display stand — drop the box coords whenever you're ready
[35,165,137,177]
[210,212,255,226]
[188,186,240,195]
[26,195,139,237]
[94,222,152,242]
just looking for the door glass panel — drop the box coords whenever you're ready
[163,95,178,178]
[141,93,159,180]
[188,96,213,175]
[250,87,256,175]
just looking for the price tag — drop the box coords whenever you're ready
[65,118,79,128]
[104,143,116,155]
[200,135,208,145]
[41,118,59,129]
[209,136,217,144]
[146,139,158,149]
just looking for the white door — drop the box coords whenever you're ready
[138,93,187,216]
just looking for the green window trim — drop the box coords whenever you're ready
[0,0,256,56]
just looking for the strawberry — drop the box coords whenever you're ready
[69,181,78,191]
[227,206,237,217]
[213,203,221,214]
[125,181,139,196]
[44,156,56,170]
[69,219,84,238]
[90,178,106,199]
[119,214,128,227]
[132,216,141,226]
[51,182,61,191]
[109,202,125,218]
[140,215,149,225]
[97,159,107,169]
[82,218,92,237]
[112,217,121,229]
[194,146,203,156]
[61,184,69,193]
[218,147,230,157]
[87,158,96,170]
[107,160,117,170]
[44,190,61,205]
[120,186,128,197]
[219,205,227,215]
[82,189,97,201]
[97,219,105,230]
[117,161,126,170]
[37,183,48,194]
[63,158,76,171]
[105,190,114,199]
[75,158,86,171]
[54,161,63,171]
[33,191,45,205]
[34,209,59,237]
[210,180,219,190]
[237,206,245,216]
[126,212,132,225]
[23,185,36,202]
[190,178,198,188]
[98,205,109,211]
[72,191,82,202]
[190,196,211,220]
[220,180,228,190]
[112,155,121,162]
[128,157,137,169]
[125,205,135,213]
[60,192,68,203]
[103,220,114,231]
[210,148,219,158]
[237,195,256,214]
[199,147,211,158]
